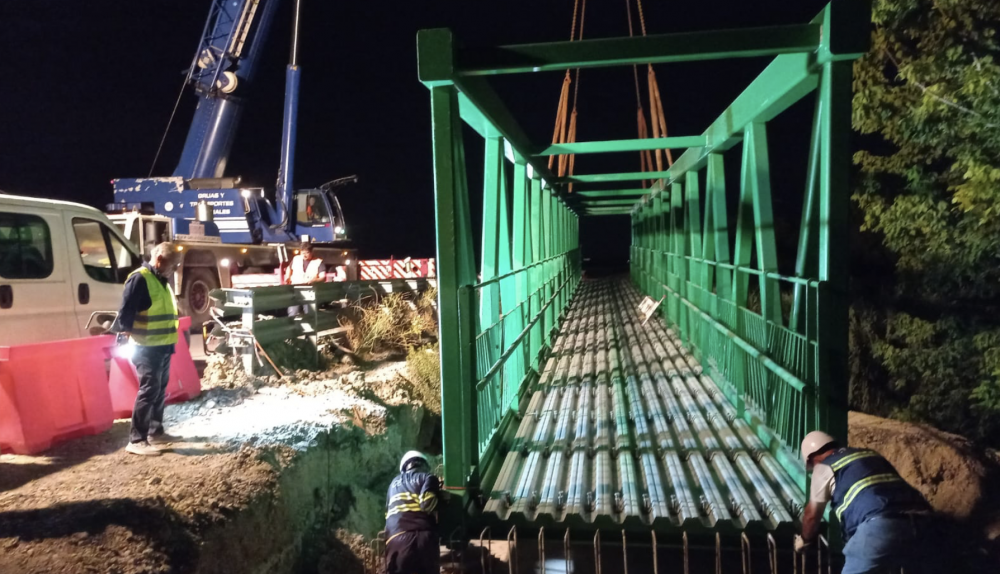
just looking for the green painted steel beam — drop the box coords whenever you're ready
[576,189,647,198]
[537,136,706,156]
[417,28,570,204]
[566,171,672,184]
[581,199,639,207]
[455,23,821,76]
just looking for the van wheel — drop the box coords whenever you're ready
[183,268,219,331]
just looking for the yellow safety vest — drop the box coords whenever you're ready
[129,267,179,347]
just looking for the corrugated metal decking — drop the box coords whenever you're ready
[485,278,803,531]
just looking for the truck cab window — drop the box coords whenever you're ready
[72,219,140,283]
[296,191,330,225]
[0,213,54,279]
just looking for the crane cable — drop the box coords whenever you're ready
[148,76,190,177]
[548,0,587,192]
[627,0,674,190]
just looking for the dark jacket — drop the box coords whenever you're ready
[826,447,930,540]
[385,470,440,538]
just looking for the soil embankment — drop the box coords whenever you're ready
[849,411,1000,564]
[0,358,438,574]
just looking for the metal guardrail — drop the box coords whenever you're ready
[207,278,435,372]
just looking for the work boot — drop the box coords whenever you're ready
[148,432,181,446]
[125,441,162,456]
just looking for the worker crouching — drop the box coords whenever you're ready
[795,430,944,574]
[384,451,440,574]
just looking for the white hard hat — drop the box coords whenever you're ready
[800,430,837,465]
[400,450,429,473]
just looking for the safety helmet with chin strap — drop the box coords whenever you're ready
[800,430,837,466]
[399,450,429,473]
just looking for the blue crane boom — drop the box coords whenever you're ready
[110,0,349,246]
[174,0,282,180]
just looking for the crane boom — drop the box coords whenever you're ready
[173,0,282,179]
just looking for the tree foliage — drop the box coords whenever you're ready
[851,0,1000,444]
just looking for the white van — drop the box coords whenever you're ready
[0,193,142,346]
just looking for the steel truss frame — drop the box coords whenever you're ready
[419,1,870,493]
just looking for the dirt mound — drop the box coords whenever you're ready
[0,425,288,574]
[849,411,993,520]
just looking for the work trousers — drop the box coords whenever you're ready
[384,531,438,574]
[129,346,173,443]
[842,514,942,574]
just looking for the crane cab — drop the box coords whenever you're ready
[293,188,347,243]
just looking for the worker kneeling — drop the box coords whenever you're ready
[795,430,942,574]
[384,451,440,574]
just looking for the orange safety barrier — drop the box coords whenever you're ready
[0,335,116,455]
[108,316,202,419]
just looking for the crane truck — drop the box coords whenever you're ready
[105,0,359,327]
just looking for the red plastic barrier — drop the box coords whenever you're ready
[0,335,116,454]
[168,316,202,402]
[108,317,202,419]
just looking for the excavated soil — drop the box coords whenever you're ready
[849,411,1000,563]
[0,356,439,574]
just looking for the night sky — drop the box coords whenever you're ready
[0,0,834,264]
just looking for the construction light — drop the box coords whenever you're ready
[116,343,136,360]
[241,189,252,198]
[176,245,184,252]
[220,258,231,267]
[240,248,248,253]
[345,259,352,265]
[334,226,344,234]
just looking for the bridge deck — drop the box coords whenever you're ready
[484,278,803,531]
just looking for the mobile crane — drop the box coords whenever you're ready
[106,0,358,327]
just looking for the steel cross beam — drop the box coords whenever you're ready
[455,23,822,76]
[537,136,707,156]
[576,189,647,198]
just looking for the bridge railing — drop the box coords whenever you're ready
[472,249,579,468]
[635,252,821,483]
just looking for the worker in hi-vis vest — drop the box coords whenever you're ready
[284,241,326,317]
[384,451,440,574]
[795,430,941,574]
[111,242,181,457]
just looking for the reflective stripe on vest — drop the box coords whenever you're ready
[130,267,179,346]
[835,473,903,520]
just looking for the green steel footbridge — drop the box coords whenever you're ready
[418,1,870,570]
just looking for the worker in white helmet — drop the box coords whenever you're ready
[795,430,940,573]
[384,450,440,574]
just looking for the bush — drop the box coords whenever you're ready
[405,344,441,415]
[343,292,436,356]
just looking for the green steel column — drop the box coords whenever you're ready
[792,93,823,335]
[743,122,783,326]
[511,162,530,387]
[707,154,732,305]
[528,177,543,362]
[671,182,688,339]
[480,136,504,330]
[496,155,516,407]
[817,60,852,445]
[685,171,704,321]
[543,192,554,341]
[657,191,669,320]
[430,85,478,487]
